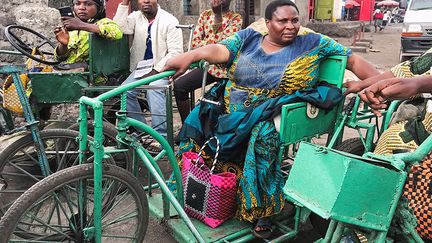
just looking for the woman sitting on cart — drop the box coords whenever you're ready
[38,0,122,119]
[54,0,122,73]
[163,0,379,238]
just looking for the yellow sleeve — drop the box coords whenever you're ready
[96,18,123,40]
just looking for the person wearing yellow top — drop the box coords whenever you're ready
[54,0,122,66]
[37,0,122,120]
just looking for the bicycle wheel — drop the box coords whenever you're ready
[67,121,132,170]
[0,129,113,218]
[0,163,148,242]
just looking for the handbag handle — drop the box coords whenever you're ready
[197,136,220,174]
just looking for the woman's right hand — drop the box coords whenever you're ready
[121,0,130,5]
[54,26,69,46]
[342,80,365,95]
[161,54,194,81]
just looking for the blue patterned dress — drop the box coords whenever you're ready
[176,28,352,222]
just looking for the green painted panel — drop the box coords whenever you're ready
[284,142,406,231]
[89,34,130,76]
[29,72,88,103]
[279,56,347,144]
[315,0,334,20]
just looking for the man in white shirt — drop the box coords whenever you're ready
[114,0,183,146]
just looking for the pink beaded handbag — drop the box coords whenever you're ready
[181,137,238,228]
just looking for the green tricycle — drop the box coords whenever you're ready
[0,50,422,243]
[0,24,160,218]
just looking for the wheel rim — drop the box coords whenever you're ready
[0,130,114,218]
[7,172,145,242]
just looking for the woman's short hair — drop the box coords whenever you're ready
[87,0,106,21]
[265,0,299,20]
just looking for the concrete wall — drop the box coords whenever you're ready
[0,0,61,64]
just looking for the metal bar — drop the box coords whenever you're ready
[374,231,389,243]
[351,121,376,153]
[199,62,209,101]
[147,165,153,197]
[126,118,184,205]
[135,146,170,219]
[395,134,432,163]
[330,222,345,243]
[78,102,89,166]
[348,96,361,125]
[328,115,348,148]
[143,182,160,191]
[78,101,89,242]
[405,223,424,243]
[230,234,256,243]
[95,62,206,102]
[381,100,401,131]
[11,71,51,177]
[323,219,338,243]
[135,147,205,243]
[213,228,251,243]
[166,85,174,149]
[92,105,104,243]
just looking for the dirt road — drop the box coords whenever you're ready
[341,23,402,78]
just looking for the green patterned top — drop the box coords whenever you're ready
[55,18,123,64]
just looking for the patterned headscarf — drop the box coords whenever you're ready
[89,0,106,22]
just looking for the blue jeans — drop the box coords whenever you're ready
[122,71,167,138]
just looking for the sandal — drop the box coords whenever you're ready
[252,217,273,239]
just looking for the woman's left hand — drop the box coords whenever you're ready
[61,17,86,31]
[54,26,69,46]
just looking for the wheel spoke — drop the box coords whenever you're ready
[17,209,74,241]
[6,160,40,183]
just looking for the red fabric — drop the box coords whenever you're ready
[375,12,384,19]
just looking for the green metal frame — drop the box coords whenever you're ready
[60,52,407,243]
[0,64,51,178]
[78,69,207,242]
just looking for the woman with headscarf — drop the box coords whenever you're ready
[54,0,123,67]
[164,0,380,238]
[36,0,122,120]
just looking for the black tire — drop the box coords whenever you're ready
[0,163,148,243]
[310,137,367,236]
[335,137,368,155]
[67,121,132,170]
[0,129,114,218]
